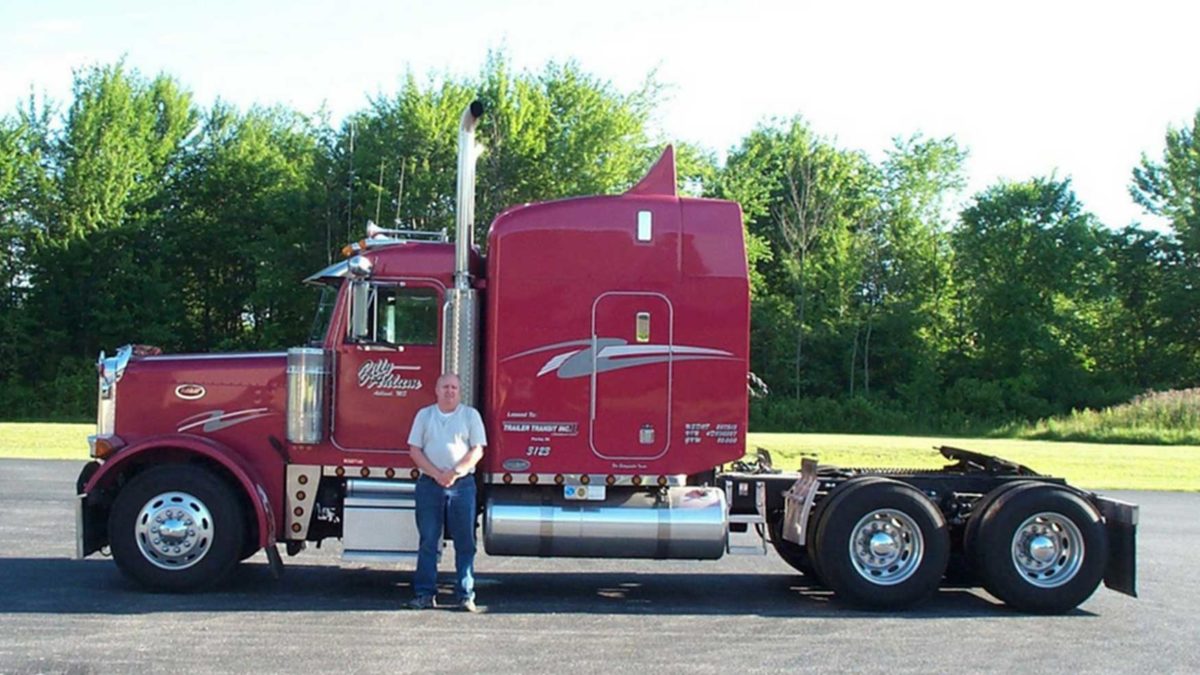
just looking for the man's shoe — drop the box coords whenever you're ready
[459,598,479,613]
[404,595,437,610]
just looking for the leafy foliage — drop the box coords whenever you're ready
[0,58,1196,438]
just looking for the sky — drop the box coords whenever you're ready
[2,0,1197,230]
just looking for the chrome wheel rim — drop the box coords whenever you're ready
[848,509,924,586]
[1010,511,1084,588]
[134,491,213,570]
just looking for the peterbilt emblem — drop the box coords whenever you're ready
[174,384,207,400]
[502,458,532,472]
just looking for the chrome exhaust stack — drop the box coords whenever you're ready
[444,100,485,406]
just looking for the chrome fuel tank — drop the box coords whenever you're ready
[483,486,727,559]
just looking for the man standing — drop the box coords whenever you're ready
[404,372,486,612]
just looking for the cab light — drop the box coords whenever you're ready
[528,474,539,485]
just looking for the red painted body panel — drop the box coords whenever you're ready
[483,184,750,478]
[101,149,749,538]
[84,434,276,546]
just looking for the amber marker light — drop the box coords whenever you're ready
[291,523,302,533]
[293,507,304,517]
[296,491,306,501]
[502,473,513,484]
[605,475,616,486]
[554,474,565,485]
[360,467,370,477]
[657,476,668,487]
[579,474,591,485]
[90,435,124,460]
[631,475,643,486]
[385,468,395,478]
[528,474,539,485]
[335,467,345,477]
[410,469,420,480]
[297,475,309,485]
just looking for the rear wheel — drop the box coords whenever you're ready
[962,480,1039,580]
[108,464,244,592]
[768,511,814,577]
[804,476,891,586]
[813,479,949,609]
[973,484,1107,614]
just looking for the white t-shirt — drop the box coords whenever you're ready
[407,404,487,473]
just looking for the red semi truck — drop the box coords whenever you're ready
[75,102,1137,613]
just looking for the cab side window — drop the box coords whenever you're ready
[353,286,439,346]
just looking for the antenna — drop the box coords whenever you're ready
[374,160,386,225]
[345,121,355,243]
[394,160,405,225]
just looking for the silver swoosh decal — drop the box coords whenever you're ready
[509,338,738,379]
[178,408,274,433]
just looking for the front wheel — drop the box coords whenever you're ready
[973,484,1107,614]
[108,464,245,592]
[813,479,949,609]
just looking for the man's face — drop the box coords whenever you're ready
[436,376,461,409]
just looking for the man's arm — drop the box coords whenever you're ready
[450,445,484,479]
[409,444,450,484]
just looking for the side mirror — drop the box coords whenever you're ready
[349,280,373,341]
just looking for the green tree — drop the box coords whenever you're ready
[167,104,331,351]
[1131,108,1200,255]
[951,177,1108,417]
[335,55,660,251]
[862,135,965,407]
[720,118,877,399]
[26,62,197,367]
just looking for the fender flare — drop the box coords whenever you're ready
[83,434,276,548]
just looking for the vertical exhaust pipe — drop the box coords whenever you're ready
[455,100,485,287]
[445,100,485,406]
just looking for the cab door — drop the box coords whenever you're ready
[332,281,442,453]
[589,292,672,460]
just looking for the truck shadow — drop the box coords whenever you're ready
[0,557,1098,618]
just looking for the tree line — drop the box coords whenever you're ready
[0,58,1196,430]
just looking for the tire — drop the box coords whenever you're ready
[973,484,1107,614]
[962,480,1039,578]
[804,476,892,586]
[813,479,950,609]
[768,511,815,577]
[108,464,245,592]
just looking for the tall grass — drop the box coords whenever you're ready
[1001,388,1200,445]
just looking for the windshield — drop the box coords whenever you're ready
[307,284,340,346]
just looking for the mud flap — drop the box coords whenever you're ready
[75,461,105,559]
[1095,496,1138,597]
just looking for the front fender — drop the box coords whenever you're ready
[82,434,276,549]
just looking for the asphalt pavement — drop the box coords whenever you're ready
[0,458,1196,674]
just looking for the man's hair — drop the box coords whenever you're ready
[436,372,461,387]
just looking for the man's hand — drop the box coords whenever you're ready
[435,468,458,488]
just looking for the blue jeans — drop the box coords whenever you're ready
[414,474,477,601]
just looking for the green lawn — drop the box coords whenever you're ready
[748,433,1200,492]
[0,423,93,460]
[2,424,1196,491]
